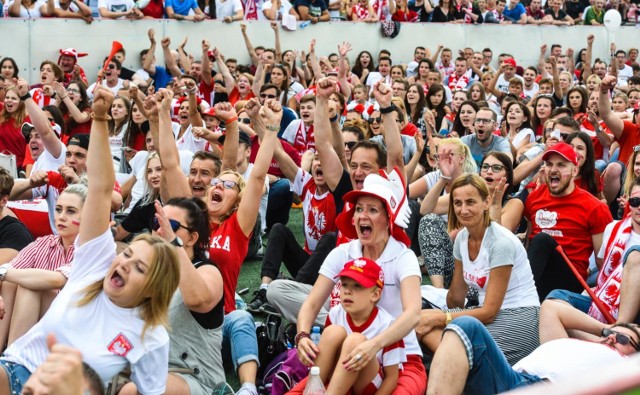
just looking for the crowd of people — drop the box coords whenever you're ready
[0,18,640,395]
[1,0,639,25]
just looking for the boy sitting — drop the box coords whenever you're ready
[311,258,406,394]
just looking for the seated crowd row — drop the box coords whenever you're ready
[0,28,639,395]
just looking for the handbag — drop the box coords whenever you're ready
[0,151,17,179]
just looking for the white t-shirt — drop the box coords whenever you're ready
[496,74,524,94]
[420,170,448,222]
[365,72,392,88]
[2,230,169,395]
[31,142,66,173]
[4,0,46,17]
[511,127,535,149]
[97,0,134,16]
[216,0,242,17]
[54,0,79,11]
[513,338,626,382]
[453,221,540,309]
[172,122,207,154]
[618,65,633,84]
[523,83,539,102]
[87,79,126,100]
[109,124,127,171]
[261,0,293,18]
[319,237,423,356]
[597,222,640,262]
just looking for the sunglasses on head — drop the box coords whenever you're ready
[480,163,506,173]
[211,178,239,190]
[602,328,640,351]
[345,141,357,150]
[152,217,192,233]
[368,117,382,124]
[629,197,640,208]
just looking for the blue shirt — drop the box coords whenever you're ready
[503,3,525,21]
[165,0,198,15]
[152,66,173,89]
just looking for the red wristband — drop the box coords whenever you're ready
[226,116,238,123]
[295,331,310,347]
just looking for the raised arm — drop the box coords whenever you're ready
[216,103,240,172]
[328,101,347,168]
[157,89,192,199]
[143,29,157,75]
[252,62,266,97]
[177,37,193,72]
[431,45,443,64]
[487,64,504,98]
[53,82,90,124]
[372,81,404,175]
[213,48,236,94]
[549,56,563,101]
[537,44,548,76]
[308,40,324,81]
[598,76,624,139]
[583,35,594,81]
[240,24,260,66]
[185,79,204,128]
[236,100,280,236]
[78,86,115,246]
[337,41,353,99]
[314,77,345,191]
[161,37,183,78]
[200,40,213,88]
[17,79,62,160]
[271,22,283,63]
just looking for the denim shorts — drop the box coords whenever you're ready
[0,360,31,394]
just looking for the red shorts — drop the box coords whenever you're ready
[285,355,427,395]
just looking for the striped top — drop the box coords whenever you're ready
[10,235,74,277]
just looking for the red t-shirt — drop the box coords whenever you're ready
[0,119,27,167]
[228,87,255,107]
[574,170,603,195]
[248,136,301,178]
[615,121,640,164]
[64,110,92,137]
[524,184,612,277]
[209,212,250,314]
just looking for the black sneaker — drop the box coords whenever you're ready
[260,301,281,317]
[247,289,267,312]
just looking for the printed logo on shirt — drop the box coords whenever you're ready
[211,235,231,251]
[535,209,558,229]
[108,333,134,357]
[307,207,327,241]
[464,271,487,289]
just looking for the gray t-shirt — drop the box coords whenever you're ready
[461,134,511,167]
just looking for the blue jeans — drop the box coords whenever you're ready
[546,289,592,313]
[445,316,542,394]
[0,360,31,394]
[266,178,293,230]
[222,310,259,372]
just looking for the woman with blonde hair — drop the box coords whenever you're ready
[0,86,181,395]
[416,174,540,365]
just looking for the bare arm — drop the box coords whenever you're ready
[185,80,204,128]
[598,76,624,139]
[53,82,90,124]
[487,65,504,98]
[337,41,354,99]
[78,86,115,246]
[213,48,236,94]
[583,35,594,81]
[18,79,62,160]
[549,56,563,101]
[537,44,548,76]
[4,268,67,290]
[273,142,300,183]
[373,82,404,174]
[161,37,183,78]
[144,29,157,75]
[252,63,265,97]
[314,78,345,192]
[240,24,260,66]
[431,45,443,64]
[271,22,283,63]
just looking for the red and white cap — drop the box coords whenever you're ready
[336,167,412,246]
[59,48,88,61]
[335,258,384,289]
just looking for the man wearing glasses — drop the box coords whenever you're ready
[427,313,640,394]
[461,108,511,166]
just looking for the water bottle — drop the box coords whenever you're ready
[300,20,311,29]
[310,326,321,345]
[303,366,326,395]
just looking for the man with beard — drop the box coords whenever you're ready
[461,108,511,166]
[524,142,612,301]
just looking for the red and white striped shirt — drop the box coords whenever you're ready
[10,235,74,277]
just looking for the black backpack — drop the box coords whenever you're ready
[256,314,288,377]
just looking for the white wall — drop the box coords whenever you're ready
[0,19,637,83]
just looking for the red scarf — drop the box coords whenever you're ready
[448,73,469,90]
[293,121,315,154]
[243,0,259,20]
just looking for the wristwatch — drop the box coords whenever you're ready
[0,264,10,281]
[171,237,184,248]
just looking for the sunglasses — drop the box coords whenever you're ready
[474,118,493,124]
[633,145,640,153]
[629,197,640,208]
[345,141,357,150]
[480,163,506,173]
[107,64,116,70]
[67,88,80,94]
[152,217,192,233]
[238,118,251,124]
[211,178,239,190]
[602,328,640,351]
[368,117,382,124]
[260,93,277,99]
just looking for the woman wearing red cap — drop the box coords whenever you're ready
[294,168,426,395]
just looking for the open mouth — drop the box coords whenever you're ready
[211,190,223,203]
[548,175,560,187]
[110,270,125,288]
[359,225,372,237]
[355,179,364,190]
[484,177,495,183]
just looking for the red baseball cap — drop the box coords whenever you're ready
[203,107,216,117]
[542,142,578,166]
[504,58,517,68]
[335,258,384,289]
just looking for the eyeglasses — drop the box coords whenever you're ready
[67,88,79,94]
[211,178,239,190]
[107,64,116,70]
[152,217,193,233]
[602,328,640,351]
[474,118,493,124]
[260,93,277,99]
[480,163,506,173]
[345,141,357,150]
[368,117,382,124]
[629,197,640,208]
[238,118,251,124]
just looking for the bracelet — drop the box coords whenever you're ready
[59,95,68,100]
[225,116,238,123]
[295,331,311,347]
[329,114,339,123]
[440,174,452,181]
[91,112,112,122]
[379,103,396,114]
[51,91,57,99]
[19,92,31,101]
[266,124,280,132]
